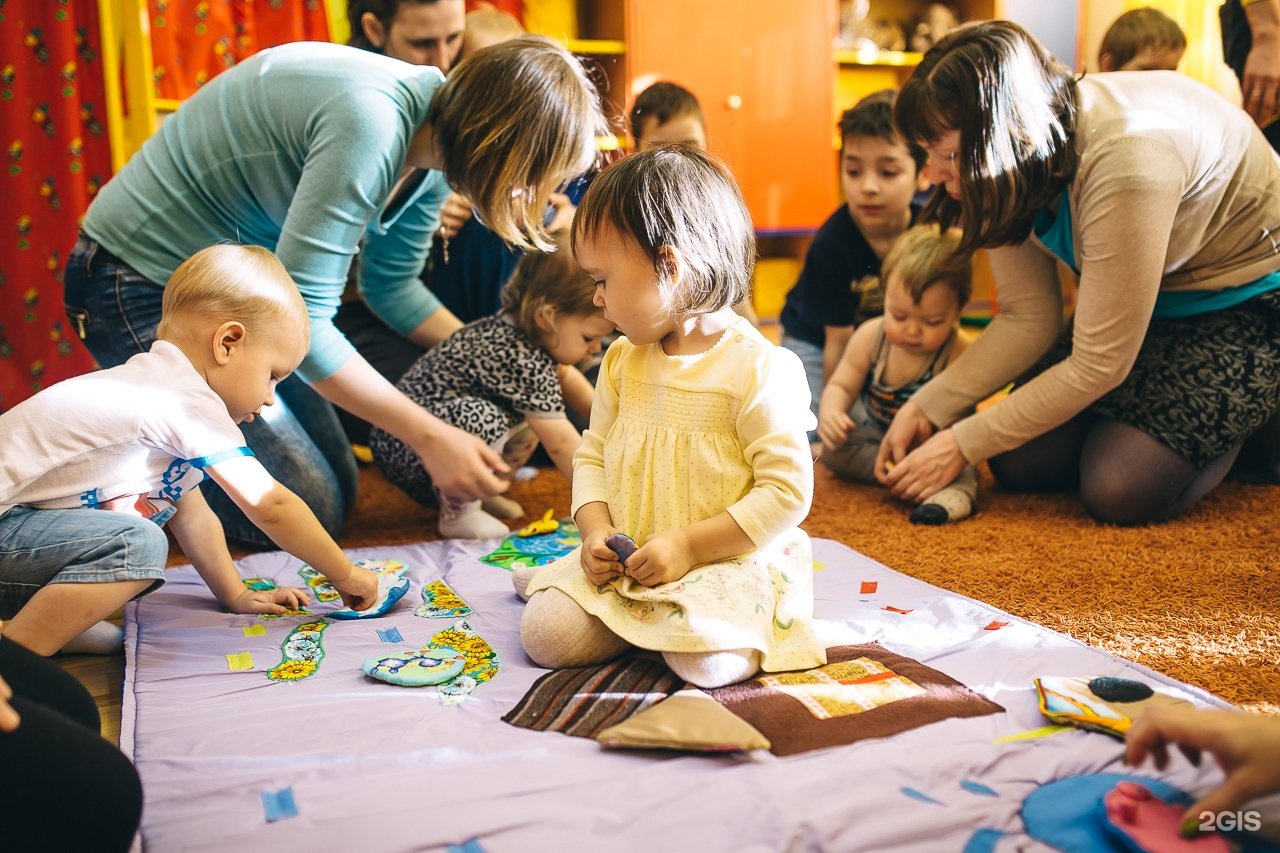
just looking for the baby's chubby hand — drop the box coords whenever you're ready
[580,528,626,585]
[817,409,854,452]
[331,564,379,612]
[226,586,311,615]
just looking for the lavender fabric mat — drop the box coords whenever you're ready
[121,538,1238,852]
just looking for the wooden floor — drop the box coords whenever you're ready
[56,645,125,744]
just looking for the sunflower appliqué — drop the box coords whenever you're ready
[415,578,472,619]
[266,620,330,682]
[363,618,501,705]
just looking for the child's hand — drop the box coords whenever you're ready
[623,530,694,587]
[225,586,311,615]
[1126,705,1280,822]
[817,408,854,451]
[331,565,379,612]
[580,529,626,585]
[0,673,19,732]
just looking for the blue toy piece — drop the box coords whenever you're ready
[362,647,467,687]
[605,532,638,564]
[327,572,409,620]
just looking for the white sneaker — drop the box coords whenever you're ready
[437,495,510,540]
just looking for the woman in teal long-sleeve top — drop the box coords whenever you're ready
[63,36,603,547]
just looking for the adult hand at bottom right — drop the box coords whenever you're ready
[1126,705,1280,821]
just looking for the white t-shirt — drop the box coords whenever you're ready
[0,341,249,524]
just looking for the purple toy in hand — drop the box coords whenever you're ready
[604,532,638,564]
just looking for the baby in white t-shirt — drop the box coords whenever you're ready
[0,245,379,656]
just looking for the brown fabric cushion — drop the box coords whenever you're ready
[502,655,682,738]
[704,642,1005,757]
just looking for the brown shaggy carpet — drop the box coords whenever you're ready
[333,461,1280,714]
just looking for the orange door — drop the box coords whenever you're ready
[625,0,837,233]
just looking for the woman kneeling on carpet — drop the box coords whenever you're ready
[63,36,605,550]
[876,21,1280,525]
[517,146,826,689]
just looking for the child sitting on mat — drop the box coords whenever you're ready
[0,245,379,656]
[817,224,978,524]
[517,146,826,689]
[370,231,615,539]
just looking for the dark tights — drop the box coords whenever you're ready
[988,414,1241,526]
[0,637,142,852]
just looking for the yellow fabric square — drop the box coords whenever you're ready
[225,651,255,671]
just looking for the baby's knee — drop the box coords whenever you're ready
[520,590,627,669]
[519,591,578,668]
[128,517,170,568]
[82,513,168,572]
[820,435,880,483]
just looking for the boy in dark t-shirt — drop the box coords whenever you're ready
[780,89,928,418]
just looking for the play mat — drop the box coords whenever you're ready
[120,533,1279,852]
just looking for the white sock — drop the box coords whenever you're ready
[480,495,524,519]
[662,648,762,689]
[61,620,124,655]
[438,499,510,540]
[909,486,975,525]
[511,564,544,601]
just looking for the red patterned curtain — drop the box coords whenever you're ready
[149,0,329,100]
[0,1,110,410]
[0,1,330,411]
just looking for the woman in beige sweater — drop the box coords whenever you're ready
[877,20,1280,524]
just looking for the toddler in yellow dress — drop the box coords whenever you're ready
[518,146,827,688]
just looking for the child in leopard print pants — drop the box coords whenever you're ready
[371,232,614,539]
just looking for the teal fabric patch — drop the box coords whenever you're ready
[901,786,944,805]
[261,787,298,823]
[377,626,405,643]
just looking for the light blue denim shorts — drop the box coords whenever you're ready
[0,506,168,619]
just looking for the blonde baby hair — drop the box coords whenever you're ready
[429,34,607,254]
[500,230,601,345]
[572,145,754,314]
[462,5,524,55]
[157,244,309,345]
[881,224,972,307]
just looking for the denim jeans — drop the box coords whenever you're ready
[63,235,358,548]
[0,506,169,619]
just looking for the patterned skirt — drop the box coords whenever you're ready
[526,528,825,674]
[1020,291,1280,466]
